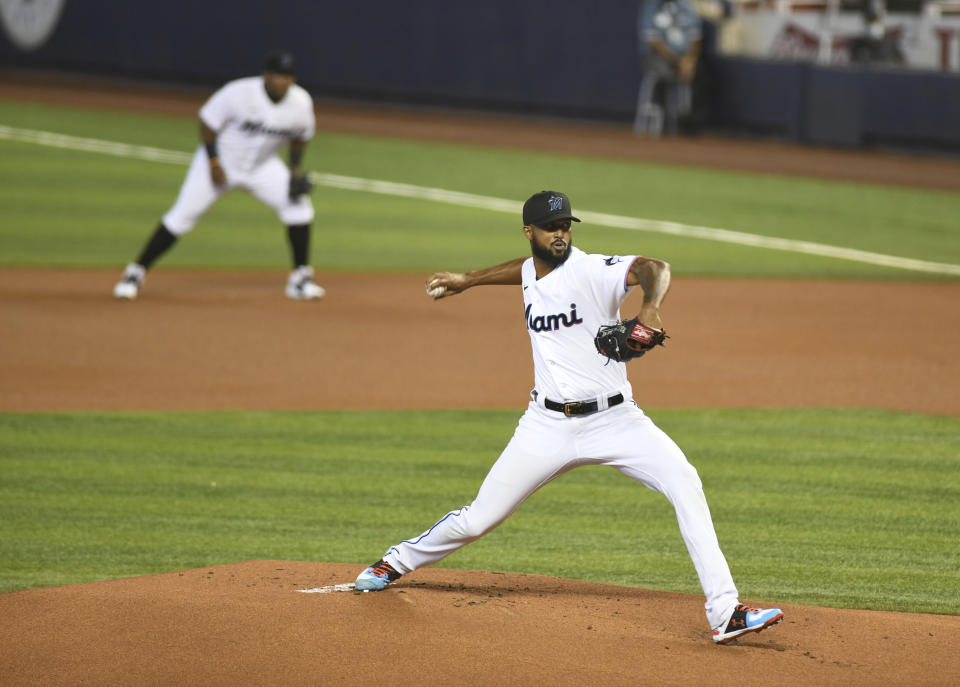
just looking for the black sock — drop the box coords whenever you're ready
[135,223,178,269]
[287,224,310,268]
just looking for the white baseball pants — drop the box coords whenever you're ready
[383,400,740,628]
[162,147,314,235]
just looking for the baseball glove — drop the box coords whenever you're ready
[288,173,313,200]
[594,317,668,363]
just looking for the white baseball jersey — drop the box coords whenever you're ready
[199,76,315,173]
[521,247,635,402]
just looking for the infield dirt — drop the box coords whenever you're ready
[1,73,959,686]
[1,269,958,416]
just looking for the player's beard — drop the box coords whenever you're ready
[531,236,573,267]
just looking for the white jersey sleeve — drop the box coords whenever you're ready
[198,80,241,132]
[584,253,637,324]
[293,85,316,142]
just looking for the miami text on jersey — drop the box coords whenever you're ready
[239,120,300,138]
[525,303,584,332]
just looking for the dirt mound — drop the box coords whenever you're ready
[1,561,956,686]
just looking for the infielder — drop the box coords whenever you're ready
[356,191,783,644]
[113,50,324,300]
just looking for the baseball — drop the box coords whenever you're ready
[426,283,446,298]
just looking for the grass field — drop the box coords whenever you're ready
[2,100,959,277]
[1,409,957,614]
[1,98,958,613]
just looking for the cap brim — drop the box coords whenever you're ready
[528,213,581,226]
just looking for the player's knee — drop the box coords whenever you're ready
[667,460,704,494]
[160,214,196,236]
[280,203,314,226]
[453,517,492,540]
[682,461,704,488]
[450,508,504,540]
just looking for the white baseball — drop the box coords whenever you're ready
[426,283,446,298]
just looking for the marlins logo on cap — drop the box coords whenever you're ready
[263,50,296,75]
[522,190,581,227]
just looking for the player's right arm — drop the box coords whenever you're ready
[625,256,671,329]
[425,257,526,299]
[200,120,226,187]
[197,80,242,188]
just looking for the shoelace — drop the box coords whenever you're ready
[371,562,395,577]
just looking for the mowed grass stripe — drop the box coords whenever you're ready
[2,123,957,276]
[1,408,957,615]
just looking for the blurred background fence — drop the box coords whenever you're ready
[1,0,958,151]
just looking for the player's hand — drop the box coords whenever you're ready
[678,56,697,82]
[209,162,227,187]
[637,303,664,330]
[425,272,468,299]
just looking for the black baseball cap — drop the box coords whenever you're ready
[263,50,296,75]
[522,190,581,226]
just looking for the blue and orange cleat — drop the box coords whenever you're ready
[355,559,402,592]
[713,604,784,644]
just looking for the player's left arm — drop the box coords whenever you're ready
[678,38,702,82]
[289,138,307,176]
[287,138,312,199]
[290,90,316,176]
[625,256,671,329]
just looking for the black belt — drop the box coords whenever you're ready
[543,393,624,417]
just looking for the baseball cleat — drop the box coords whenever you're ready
[113,263,146,300]
[355,559,402,591]
[285,265,325,300]
[712,604,784,644]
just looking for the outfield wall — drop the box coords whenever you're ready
[1,0,957,151]
[710,57,960,149]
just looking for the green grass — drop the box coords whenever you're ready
[1,99,958,278]
[1,409,957,615]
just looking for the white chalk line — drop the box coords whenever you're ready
[2,123,957,277]
[0,124,194,164]
[297,583,357,594]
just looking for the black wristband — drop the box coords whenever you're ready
[289,149,303,169]
[204,142,219,160]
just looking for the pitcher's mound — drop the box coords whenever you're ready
[2,561,957,686]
